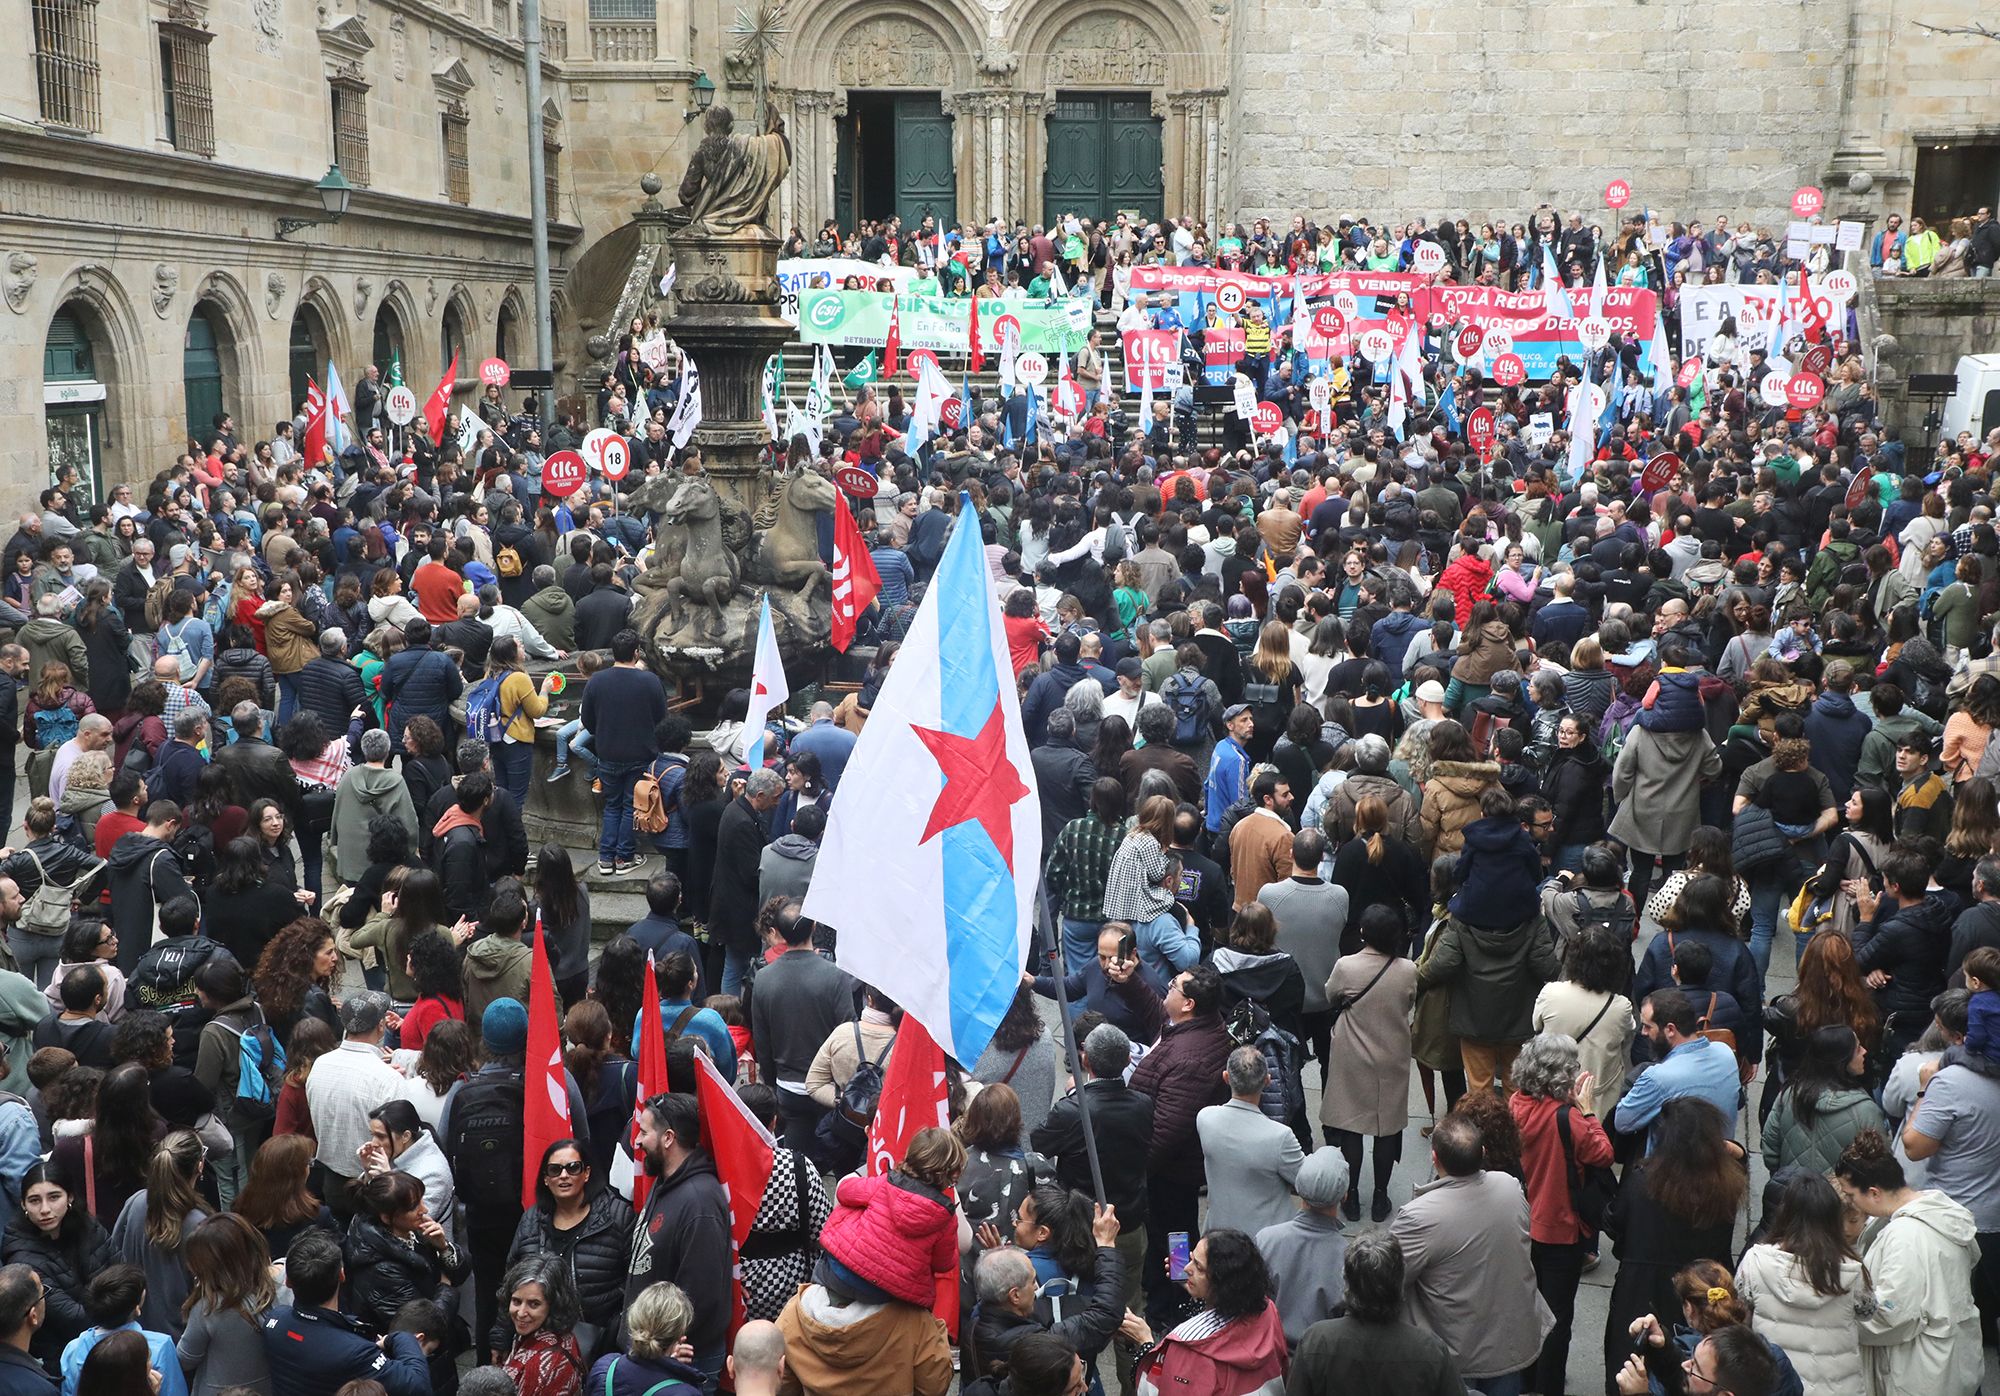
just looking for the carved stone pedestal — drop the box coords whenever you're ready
[663,225,792,521]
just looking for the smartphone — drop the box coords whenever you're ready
[1167,1231,1191,1283]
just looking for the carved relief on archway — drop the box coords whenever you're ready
[831,16,960,89]
[1042,14,1166,87]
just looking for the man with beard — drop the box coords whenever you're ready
[626,1092,732,1382]
[1612,988,1743,1142]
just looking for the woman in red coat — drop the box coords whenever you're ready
[1434,535,1494,629]
[818,1127,963,1308]
[1133,1229,1287,1396]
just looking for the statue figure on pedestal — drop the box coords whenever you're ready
[671,105,791,236]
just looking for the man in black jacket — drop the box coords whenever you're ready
[380,619,463,747]
[432,772,495,925]
[710,769,781,994]
[419,739,529,881]
[112,538,159,633]
[106,804,196,975]
[1031,1022,1153,1369]
[214,701,302,822]
[626,1092,733,1381]
[293,632,368,741]
[262,1231,431,1396]
[1946,856,2000,984]
[435,591,494,681]
[572,564,634,653]
[0,646,23,837]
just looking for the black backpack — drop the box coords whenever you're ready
[1165,671,1209,745]
[1571,889,1637,943]
[445,1069,525,1211]
[818,1023,893,1159]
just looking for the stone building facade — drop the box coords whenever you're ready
[6,0,1998,511]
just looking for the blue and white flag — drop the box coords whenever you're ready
[1438,383,1462,436]
[1541,247,1575,321]
[1649,309,1675,394]
[803,493,1040,1064]
[744,594,789,770]
[324,362,353,453]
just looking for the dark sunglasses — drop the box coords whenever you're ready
[544,1160,588,1177]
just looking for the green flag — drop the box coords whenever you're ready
[387,353,405,389]
[842,351,878,390]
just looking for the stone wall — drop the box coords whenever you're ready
[1870,279,2000,441]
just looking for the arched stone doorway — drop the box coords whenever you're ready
[44,304,109,505]
[372,302,405,376]
[777,0,1223,234]
[440,294,471,379]
[289,302,331,416]
[183,301,233,449]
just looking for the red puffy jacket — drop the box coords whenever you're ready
[1435,552,1494,628]
[819,1170,957,1308]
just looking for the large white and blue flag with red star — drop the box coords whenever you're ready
[803,493,1039,1065]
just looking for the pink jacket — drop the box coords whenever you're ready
[1134,1300,1287,1396]
[818,1171,957,1308]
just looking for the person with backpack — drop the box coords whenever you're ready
[379,619,464,752]
[22,657,93,803]
[1162,645,1225,773]
[749,901,857,1156]
[1539,845,1637,944]
[0,798,106,987]
[192,958,283,1209]
[468,637,557,812]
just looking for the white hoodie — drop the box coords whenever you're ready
[1859,1189,1983,1396]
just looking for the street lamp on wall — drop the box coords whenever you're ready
[684,71,715,123]
[276,165,355,240]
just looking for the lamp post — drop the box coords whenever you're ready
[684,71,716,124]
[275,165,353,240]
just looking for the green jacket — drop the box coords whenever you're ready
[1804,539,1860,610]
[1414,915,1561,1043]
[520,586,576,651]
[1761,1085,1881,1176]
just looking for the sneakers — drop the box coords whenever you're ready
[591,777,603,794]
[546,765,571,783]
[612,858,642,877]
[595,861,617,877]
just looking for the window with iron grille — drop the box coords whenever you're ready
[159,22,216,157]
[492,0,511,32]
[331,79,370,188]
[32,0,102,133]
[543,137,561,216]
[443,113,470,205]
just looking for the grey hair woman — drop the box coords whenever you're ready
[1512,1031,1584,1103]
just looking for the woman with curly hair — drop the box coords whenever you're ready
[400,1018,475,1129]
[1623,1261,1807,1396]
[500,1252,587,1396]
[395,917,465,1052]
[254,918,340,1046]
[1131,1228,1286,1396]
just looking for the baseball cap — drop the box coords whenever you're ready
[1222,703,1252,721]
[1114,657,1143,679]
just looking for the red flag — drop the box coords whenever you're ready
[301,377,327,470]
[829,490,883,653]
[693,1049,775,1339]
[968,293,984,373]
[424,352,459,447]
[884,295,901,379]
[616,952,672,1209]
[864,1016,958,1335]
[522,914,572,1210]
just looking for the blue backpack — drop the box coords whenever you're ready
[464,675,524,745]
[220,1013,287,1122]
[33,703,79,751]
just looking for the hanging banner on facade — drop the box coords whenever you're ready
[796,290,1087,354]
[776,260,921,323]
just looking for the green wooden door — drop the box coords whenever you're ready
[183,305,223,447]
[893,94,954,232]
[833,111,855,236]
[1044,94,1162,226]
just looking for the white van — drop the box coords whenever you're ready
[1941,353,2000,442]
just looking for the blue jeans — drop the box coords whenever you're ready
[1748,870,1786,982]
[6,929,63,989]
[1551,842,1590,874]
[720,942,755,997]
[275,672,298,726]
[1467,1374,1524,1396]
[1060,916,1101,973]
[555,720,594,775]
[491,738,533,813]
[598,761,641,864]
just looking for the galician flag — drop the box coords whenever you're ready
[1540,246,1574,321]
[324,361,354,453]
[521,918,571,1210]
[744,594,788,770]
[1566,361,1598,485]
[804,491,1041,1065]
[1649,309,1675,395]
[424,353,459,447]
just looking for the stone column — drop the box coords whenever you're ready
[1168,91,1223,224]
[1013,92,1051,229]
[783,90,837,234]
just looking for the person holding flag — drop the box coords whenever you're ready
[830,490,884,652]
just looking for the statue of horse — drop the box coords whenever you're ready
[752,465,836,636]
[660,473,739,639]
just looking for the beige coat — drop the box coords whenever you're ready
[1531,979,1635,1108]
[1420,760,1500,857]
[805,1016,896,1109]
[1321,948,1417,1136]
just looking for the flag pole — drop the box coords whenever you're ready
[1035,882,1106,1206]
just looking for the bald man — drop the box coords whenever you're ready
[729,1320,786,1396]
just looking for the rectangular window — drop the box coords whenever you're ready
[331,79,370,188]
[492,0,512,33]
[159,23,216,157]
[1913,142,2000,233]
[443,113,470,205]
[543,137,561,216]
[32,0,102,133]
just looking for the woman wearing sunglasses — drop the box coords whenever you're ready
[494,1138,636,1364]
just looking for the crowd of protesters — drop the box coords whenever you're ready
[0,189,1995,1396]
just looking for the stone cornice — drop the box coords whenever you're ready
[0,133,581,249]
